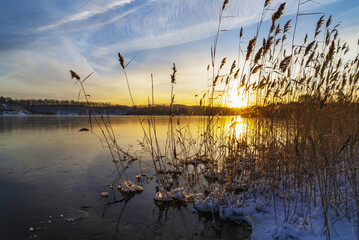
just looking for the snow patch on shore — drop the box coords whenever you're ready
[194,186,356,240]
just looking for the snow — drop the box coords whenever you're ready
[0,104,30,115]
[155,187,173,202]
[168,165,184,174]
[154,187,196,203]
[117,181,143,193]
[193,184,356,240]
[246,193,356,240]
[100,192,109,198]
[1,110,29,116]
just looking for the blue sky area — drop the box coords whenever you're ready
[0,0,358,105]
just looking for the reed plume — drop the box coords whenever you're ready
[118,52,125,69]
[246,37,257,60]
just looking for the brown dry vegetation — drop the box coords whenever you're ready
[72,0,359,239]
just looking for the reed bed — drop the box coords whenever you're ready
[71,0,359,239]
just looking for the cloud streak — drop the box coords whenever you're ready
[1,0,351,103]
[85,0,338,59]
[37,0,134,31]
[3,0,341,54]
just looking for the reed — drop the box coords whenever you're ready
[70,0,359,238]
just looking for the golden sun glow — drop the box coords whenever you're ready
[227,87,246,108]
[227,116,246,140]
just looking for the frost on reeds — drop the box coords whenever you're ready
[155,187,196,203]
[168,165,183,175]
[118,181,144,193]
[194,186,225,213]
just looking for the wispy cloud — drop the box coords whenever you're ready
[0,0,349,102]
[89,0,340,56]
[11,0,341,55]
[37,0,134,31]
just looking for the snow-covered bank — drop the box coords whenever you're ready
[0,103,30,115]
[0,103,128,115]
[193,183,356,240]
[245,194,354,239]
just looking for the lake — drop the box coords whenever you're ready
[0,116,252,240]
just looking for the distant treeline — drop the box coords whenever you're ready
[2,96,351,117]
[0,96,242,115]
[239,94,359,118]
[0,96,117,108]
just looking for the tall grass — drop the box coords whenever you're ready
[71,0,359,238]
[200,1,359,238]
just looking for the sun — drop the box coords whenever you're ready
[227,87,247,108]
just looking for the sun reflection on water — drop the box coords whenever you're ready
[228,115,246,139]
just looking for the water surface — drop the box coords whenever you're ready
[0,116,251,239]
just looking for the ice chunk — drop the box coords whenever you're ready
[118,181,143,193]
[100,192,109,198]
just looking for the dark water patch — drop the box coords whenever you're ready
[0,116,252,239]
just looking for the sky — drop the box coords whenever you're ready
[0,0,359,106]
